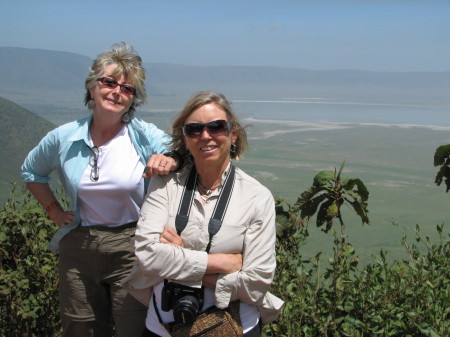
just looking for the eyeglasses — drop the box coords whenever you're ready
[96,77,136,96]
[89,146,99,181]
[182,120,233,138]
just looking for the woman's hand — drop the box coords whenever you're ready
[49,207,75,228]
[26,182,75,228]
[160,227,184,247]
[143,154,178,178]
[202,274,219,289]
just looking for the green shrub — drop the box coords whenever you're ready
[266,198,450,337]
[0,183,61,337]
[1,185,449,336]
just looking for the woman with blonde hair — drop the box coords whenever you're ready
[125,91,283,337]
[22,43,179,337]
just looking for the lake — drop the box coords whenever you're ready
[232,99,450,127]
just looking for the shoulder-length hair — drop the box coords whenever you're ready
[84,42,146,122]
[170,91,249,160]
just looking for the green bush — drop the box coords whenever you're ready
[1,185,449,336]
[265,198,450,337]
[0,183,61,337]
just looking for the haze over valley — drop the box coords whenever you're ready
[1,47,449,262]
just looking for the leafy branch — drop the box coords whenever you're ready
[291,161,370,244]
[434,144,450,193]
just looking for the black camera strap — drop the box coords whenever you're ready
[154,164,237,325]
[175,163,236,253]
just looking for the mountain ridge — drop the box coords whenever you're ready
[1,46,449,108]
[0,96,56,205]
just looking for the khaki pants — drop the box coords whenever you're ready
[59,224,147,337]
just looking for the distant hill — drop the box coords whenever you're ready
[145,63,450,105]
[1,46,449,114]
[0,96,55,205]
[0,47,91,91]
[0,46,163,102]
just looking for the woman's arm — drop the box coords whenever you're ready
[160,227,242,288]
[206,253,242,274]
[133,119,180,178]
[135,174,209,283]
[27,182,75,227]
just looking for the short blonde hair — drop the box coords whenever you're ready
[84,42,146,122]
[170,91,248,160]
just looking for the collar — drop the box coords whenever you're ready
[67,115,93,146]
[175,161,233,190]
[67,115,130,148]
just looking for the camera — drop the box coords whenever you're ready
[161,281,204,324]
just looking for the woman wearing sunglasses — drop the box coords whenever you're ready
[21,43,179,337]
[124,91,284,337]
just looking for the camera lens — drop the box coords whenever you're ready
[173,295,200,324]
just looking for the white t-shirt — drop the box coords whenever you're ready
[78,126,145,227]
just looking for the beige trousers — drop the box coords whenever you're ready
[58,224,147,337]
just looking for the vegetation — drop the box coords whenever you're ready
[434,144,450,193]
[266,199,449,337]
[292,161,369,239]
[263,156,449,336]
[1,148,449,336]
[0,183,60,336]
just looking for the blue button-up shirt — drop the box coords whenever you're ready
[21,115,170,252]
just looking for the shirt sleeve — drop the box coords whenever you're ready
[147,124,171,154]
[134,174,208,284]
[133,119,172,156]
[214,185,277,309]
[21,129,60,183]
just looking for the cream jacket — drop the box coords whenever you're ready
[123,163,284,324]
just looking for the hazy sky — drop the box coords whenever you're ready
[1,0,449,72]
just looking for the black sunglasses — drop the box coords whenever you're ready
[96,77,136,96]
[183,120,233,138]
[89,146,99,181]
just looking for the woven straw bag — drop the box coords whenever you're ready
[164,301,242,337]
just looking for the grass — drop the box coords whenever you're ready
[236,120,450,263]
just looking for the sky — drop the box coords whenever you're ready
[1,0,449,72]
